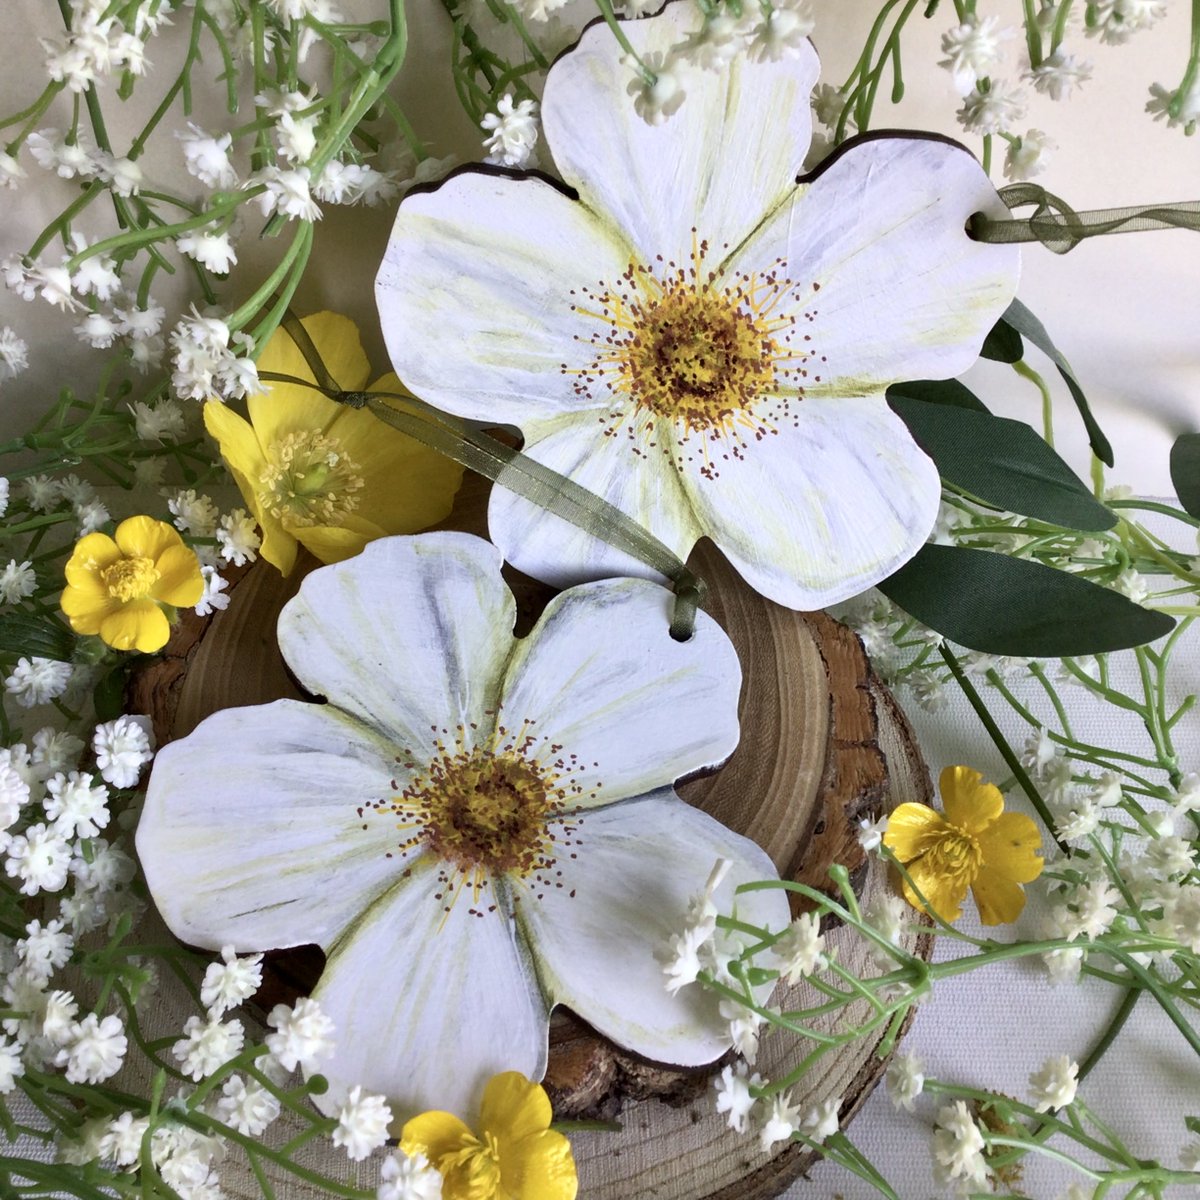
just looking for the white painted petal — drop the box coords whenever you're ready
[498,579,740,805]
[137,701,414,952]
[543,5,818,264]
[488,413,700,590]
[514,791,788,1066]
[311,860,547,1119]
[679,395,941,609]
[277,533,515,748]
[738,135,1020,392]
[375,172,630,425]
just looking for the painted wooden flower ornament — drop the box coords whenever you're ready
[136,533,786,1120]
[375,4,1021,609]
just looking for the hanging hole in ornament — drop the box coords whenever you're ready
[964,211,989,241]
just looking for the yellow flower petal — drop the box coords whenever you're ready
[99,598,170,653]
[971,864,1029,926]
[204,400,267,488]
[65,532,122,581]
[292,516,381,566]
[900,852,970,923]
[401,1110,475,1163]
[883,802,946,864]
[480,1072,552,1147]
[974,811,1044,884]
[113,515,183,562]
[499,1129,579,1200]
[60,585,117,634]
[249,312,369,448]
[939,765,1004,835]
[152,543,205,608]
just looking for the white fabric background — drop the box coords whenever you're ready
[1,2,1198,1196]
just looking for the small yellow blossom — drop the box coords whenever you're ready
[400,1072,578,1200]
[204,311,463,576]
[884,766,1044,925]
[61,516,204,653]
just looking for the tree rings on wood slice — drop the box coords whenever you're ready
[127,474,934,1199]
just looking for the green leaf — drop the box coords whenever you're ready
[888,396,1116,531]
[980,317,1024,363]
[878,544,1174,656]
[1169,432,1200,517]
[886,378,989,412]
[93,664,131,722]
[1186,1115,1200,1137]
[1001,298,1114,466]
[0,612,76,662]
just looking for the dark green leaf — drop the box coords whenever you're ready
[93,664,130,722]
[1186,1115,1200,1137]
[0,612,75,661]
[1169,432,1200,517]
[878,544,1174,656]
[980,317,1024,363]
[1001,298,1114,466]
[888,396,1116,531]
[886,378,989,412]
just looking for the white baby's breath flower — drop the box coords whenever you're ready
[377,1150,444,1200]
[93,714,155,789]
[1028,1054,1078,1111]
[56,1012,127,1083]
[216,509,261,567]
[33,728,83,778]
[482,94,540,169]
[748,0,815,64]
[75,498,111,536]
[1028,50,1092,101]
[251,166,322,221]
[940,15,1012,94]
[5,822,72,895]
[216,1074,281,1135]
[44,771,110,839]
[176,229,238,275]
[0,1038,25,1093]
[332,1085,394,1160]
[178,124,238,189]
[0,327,29,380]
[100,1111,151,1167]
[800,1095,840,1143]
[116,300,165,341]
[129,398,186,443]
[276,110,320,164]
[856,813,887,852]
[624,52,687,126]
[27,129,98,179]
[167,488,219,537]
[76,312,121,349]
[16,918,74,984]
[72,838,136,895]
[1051,791,1099,843]
[957,80,1027,135]
[714,1060,762,1134]
[194,566,231,617]
[200,945,264,1017]
[1003,129,1055,181]
[886,1050,924,1110]
[265,997,335,1073]
[0,153,26,189]
[1173,772,1200,815]
[678,13,748,73]
[1089,0,1166,44]
[0,762,30,830]
[1114,567,1149,604]
[774,911,826,983]
[35,264,80,313]
[1059,879,1120,941]
[932,1100,989,1189]
[101,155,144,197]
[5,657,73,708]
[0,560,37,604]
[758,1091,802,1151]
[172,1013,246,1080]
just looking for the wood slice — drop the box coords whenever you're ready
[128,473,933,1199]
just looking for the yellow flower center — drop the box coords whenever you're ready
[258,430,364,529]
[100,556,160,603]
[371,716,594,917]
[924,825,984,888]
[566,234,819,477]
[439,1132,502,1200]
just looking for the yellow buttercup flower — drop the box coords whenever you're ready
[884,766,1044,926]
[400,1072,578,1200]
[61,516,204,653]
[203,311,463,576]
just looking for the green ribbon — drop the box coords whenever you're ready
[970,184,1200,255]
[266,312,706,641]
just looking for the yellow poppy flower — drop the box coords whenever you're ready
[400,1072,578,1200]
[203,311,463,576]
[61,516,204,653]
[883,766,1044,926]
